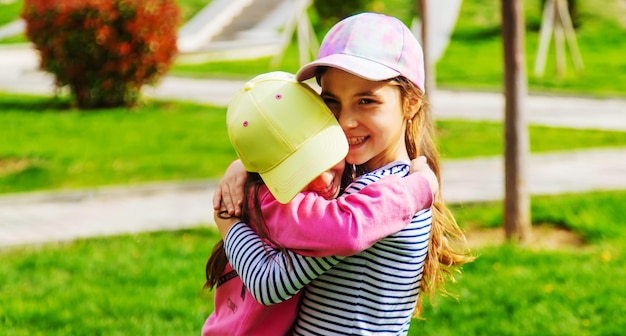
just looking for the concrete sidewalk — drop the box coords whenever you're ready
[2,147,626,248]
[1,45,626,248]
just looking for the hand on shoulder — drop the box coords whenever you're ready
[410,156,438,196]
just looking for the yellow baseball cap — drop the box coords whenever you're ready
[227,71,348,204]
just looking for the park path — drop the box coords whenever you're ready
[1,45,625,248]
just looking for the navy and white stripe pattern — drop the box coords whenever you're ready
[224,161,432,334]
[225,223,342,305]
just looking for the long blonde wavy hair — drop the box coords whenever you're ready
[394,76,476,316]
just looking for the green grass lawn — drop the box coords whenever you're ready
[0,228,219,335]
[0,1,21,27]
[0,95,235,194]
[3,93,626,194]
[1,190,624,335]
[436,0,626,98]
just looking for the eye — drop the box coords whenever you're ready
[358,98,374,105]
[323,96,337,106]
[323,97,340,116]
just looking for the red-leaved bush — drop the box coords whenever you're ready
[22,0,180,109]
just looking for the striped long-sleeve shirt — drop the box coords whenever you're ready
[224,161,432,335]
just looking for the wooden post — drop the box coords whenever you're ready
[417,0,436,94]
[533,0,584,77]
[556,0,584,71]
[554,6,566,76]
[270,0,318,68]
[501,0,531,242]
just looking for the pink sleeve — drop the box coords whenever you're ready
[260,173,432,257]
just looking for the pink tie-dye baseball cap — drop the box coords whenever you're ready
[296,12,425,92]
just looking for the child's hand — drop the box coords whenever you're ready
[410,156,439,196]
[212,159,247,216]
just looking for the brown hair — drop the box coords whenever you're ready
[204,172,292,290]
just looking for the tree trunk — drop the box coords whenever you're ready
[501,0,531,242]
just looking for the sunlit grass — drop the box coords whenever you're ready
[3,93,626,194]
[0,228,219,335]
[437,120,626,159]
[0,0,21,27]
[436,0,626,98]
[0,94,236,194]
[415,239,625,335]
[1,191,625,335]
[414,190,626,335]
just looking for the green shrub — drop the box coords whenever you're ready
[22,0,180,109]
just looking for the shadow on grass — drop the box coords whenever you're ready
[0,94,73,113]
[0,159,52,193]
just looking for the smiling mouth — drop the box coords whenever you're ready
[319,179,338,199]
[347,136,368,146]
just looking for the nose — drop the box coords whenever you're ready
[337,108,357,129]
[308,171,333,192]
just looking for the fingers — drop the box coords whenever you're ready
[219,186,237,216]
[233,199,243,217]
[212,185,239,215]
[409,156,439,196]
[213,159,247,215]
[409,156,428,173]
[218,159,246,216]
[212,186,223,210]
[224,182,244,216]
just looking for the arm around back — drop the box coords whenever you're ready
[261,172,433,257]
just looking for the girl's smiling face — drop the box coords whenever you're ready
[304,160,345,200]
[319,68,410,171]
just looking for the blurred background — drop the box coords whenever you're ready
[1,0,625,335]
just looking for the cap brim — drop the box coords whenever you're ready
[260,121,348,204]
[296,53,401,83]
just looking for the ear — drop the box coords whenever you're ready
[403,96,421,120]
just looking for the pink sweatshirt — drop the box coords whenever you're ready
[202,173,432,335]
